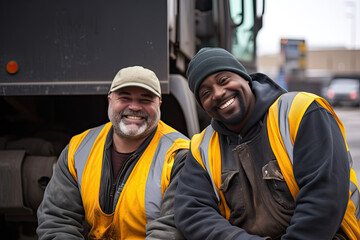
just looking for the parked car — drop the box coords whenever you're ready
[327,76,360,107]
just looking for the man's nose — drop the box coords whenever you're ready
[128,101,142,111]
[212,85,225,100]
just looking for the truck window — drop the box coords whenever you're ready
[229,0,255,63]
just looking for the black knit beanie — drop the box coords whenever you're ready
[186,47,252,104]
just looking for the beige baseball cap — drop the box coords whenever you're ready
[109,66,161,98]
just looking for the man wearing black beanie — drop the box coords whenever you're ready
[187,47,252,105]
[173,47,360,239]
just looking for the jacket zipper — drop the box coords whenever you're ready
[109,154,137,210]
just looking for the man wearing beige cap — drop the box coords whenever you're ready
[37,66,189,239]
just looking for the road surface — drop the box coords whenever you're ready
[333,107,360,177]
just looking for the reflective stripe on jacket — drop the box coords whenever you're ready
[267,92,360,239]
[190,92,360,239]
[67,120,189,239]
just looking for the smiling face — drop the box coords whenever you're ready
[198,71,255,133]
[108,86,161,140]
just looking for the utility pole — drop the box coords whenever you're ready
[346,0,357,72]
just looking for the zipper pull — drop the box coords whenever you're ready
[109,182,116,198]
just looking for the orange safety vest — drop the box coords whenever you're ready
[191,92,360,239]
[67,120,189,239]
[267,92,360,239]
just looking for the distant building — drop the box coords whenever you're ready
[258,48,360,77]
[257,48,360,95]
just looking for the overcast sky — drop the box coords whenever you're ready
[257,0,360,55]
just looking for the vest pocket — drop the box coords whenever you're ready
[262,160,295,210]
[220,170,238,192]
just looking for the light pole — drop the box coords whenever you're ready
[346,0,357,72]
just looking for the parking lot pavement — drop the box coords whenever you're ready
[333,107,360,177]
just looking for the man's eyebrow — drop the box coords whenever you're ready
[214,71,226,78]
[200,71,226,90]
[199,84,209,91]
[140,93,154,98]
[200,79,214,90]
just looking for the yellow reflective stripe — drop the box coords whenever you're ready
[342,176,360,240]
[67,128,91,182]
[82,123,111,229]
[161,151,175,196]
[298,94,360,238]
[67,123,115,239]
[288,93,315,145]
[275,92,297,163]
[209,131,221,193]
[350,168,360,216]
[350,176,360,221]
[68,121,189,238]
[267,98,299,199]
[190,127,231,218]
[208,131,231,219]
[117,121,189,238]
[190,130,207,170]
[199,128,220,201]
[344,169,360,239]
[161,137,190,196]
[116,128,160,238]
[310,95,360,237]
[268,92,360,239]
[342,218,360,240]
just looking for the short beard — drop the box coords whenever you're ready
[118,116,148,137]
[108,107,160,140]
[210,94,247,126]
[219,98,247,126]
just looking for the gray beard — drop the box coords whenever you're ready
[108,108,160,140]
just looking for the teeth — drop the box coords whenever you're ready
[219,98,234,110]
[127,115,142,120]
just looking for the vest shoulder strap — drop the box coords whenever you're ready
[267,92,360,239]
[67,123,111,188]
[190,125,231,218]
